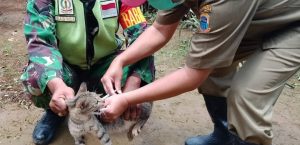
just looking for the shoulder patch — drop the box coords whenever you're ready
[199,13,210,33]
[101,0,118,19]
[198,4,212,33]
[119,6,146,29]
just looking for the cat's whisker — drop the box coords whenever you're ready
[102,90,119,99]
[102,94,110,99]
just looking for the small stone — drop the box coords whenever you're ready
[8,38,14,42]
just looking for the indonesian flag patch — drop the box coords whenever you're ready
[101,0,118,19]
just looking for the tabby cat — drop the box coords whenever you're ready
[66,82,152,145]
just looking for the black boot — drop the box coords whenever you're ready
[185,95,235,145]
[32,109,64,145]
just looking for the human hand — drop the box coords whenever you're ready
[101,94,129,122]
[101,58,124,95]
[47,78,74,116]
[123,104,141,121]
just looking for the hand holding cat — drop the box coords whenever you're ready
[47,78,75,116]
[101,94,129,122]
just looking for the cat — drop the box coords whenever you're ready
[66,82,152,145]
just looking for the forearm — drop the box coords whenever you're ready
[21,0,63,93]
[117,21,179,66]
[47,78,66,94]
[123,66,212,105]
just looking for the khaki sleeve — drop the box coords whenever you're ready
[186,0,259,69]
[155,4,190,25]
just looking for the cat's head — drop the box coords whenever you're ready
[66,82,105,116]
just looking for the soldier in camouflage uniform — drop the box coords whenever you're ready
[21,0,155,144]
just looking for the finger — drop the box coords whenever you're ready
[65,93,74,99]
[64,96,72,100]
[60,108,68,116]
[102,84,109,96]
[101,77,109,94]
[49,101,64,115]
[65,88,75,99]
[99,109,114,123]
[52,103,63,113]
[130,105,137,121]
[103,98,111,106]
[123,108,130,120]
[58,112,63,117]
[136,104,142,119]
[57,97,67,110]
[49,102,59,114]
[51,97,67,112]
[114,78,122,94]
[102,77,116,95]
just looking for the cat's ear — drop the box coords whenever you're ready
[77,82,87,94]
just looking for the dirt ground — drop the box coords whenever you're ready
[0,1,300,145]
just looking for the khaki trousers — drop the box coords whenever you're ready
[199,48,300,145]
[196,0,300,144]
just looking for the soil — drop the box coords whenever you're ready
[0,1,299,145]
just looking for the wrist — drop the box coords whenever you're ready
[47,78,66,94]
[114,55,126,67]
[122,94,131,106]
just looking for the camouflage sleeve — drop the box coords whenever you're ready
[20,0,63,95]
[118,4,155,84]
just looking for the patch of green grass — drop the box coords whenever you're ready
[180,10,199,33]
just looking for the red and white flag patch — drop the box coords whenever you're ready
[101,0,118,18]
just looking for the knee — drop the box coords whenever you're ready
[228,82,248,105]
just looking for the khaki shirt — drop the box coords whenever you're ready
[156,0,300,69]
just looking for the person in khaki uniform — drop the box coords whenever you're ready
[100,0,300,145]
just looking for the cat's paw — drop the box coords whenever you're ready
[127,124,142,141]
[75,140,85,145]
[132,127,141,137]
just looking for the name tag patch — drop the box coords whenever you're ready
[101,0,118,19]
[55,16,76,22]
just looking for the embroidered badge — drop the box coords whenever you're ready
[56,0,76,22]
[101,0,118,19]
[199,13,210,33]
[119,6,146,29]
[198,4,212,33]
[59,0,74,15]
[200,4,212,13]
